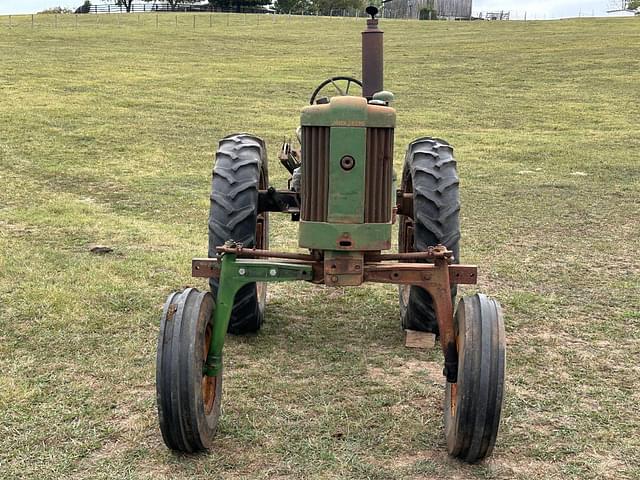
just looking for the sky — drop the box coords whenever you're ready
[0,0,635,17]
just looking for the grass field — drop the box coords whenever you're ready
[1,12,639,480]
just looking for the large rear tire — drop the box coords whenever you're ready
[444,294,506,462]
[398,137,460,334]
[208,133,269,334]
[156,288,222,452]
[398,137,461,334]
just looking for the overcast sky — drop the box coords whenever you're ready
[0,0,634,18]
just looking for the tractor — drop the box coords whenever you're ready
[156,6,506,463]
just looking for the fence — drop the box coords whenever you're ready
[80,3,270,14]
[0,11,385,30]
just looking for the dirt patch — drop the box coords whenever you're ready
[369,358,445,388]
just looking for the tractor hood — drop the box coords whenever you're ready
[301,96,396,129]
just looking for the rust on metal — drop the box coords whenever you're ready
[213,245,454,263]
[363,263,476,285]
[195,255,475,285]
[214,247,318,261]
[366,245,453,262]
[192,259,221,278]
[166,303,178,322]
[362,17,383,98]
[194,245,473,382]
[365,128,394,223]
[202,323,216,415]
[301,126,330,222]
[396,191,414,218]
[364,256,459,382]
[324,252,364,286]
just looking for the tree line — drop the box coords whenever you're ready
[109,0,367,14]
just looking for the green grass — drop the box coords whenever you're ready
[1,12,639,480]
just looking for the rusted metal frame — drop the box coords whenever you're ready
[366,245,452,262]
[210,246,452,262]
[217,247,319,261]
[396,190,414,218]
[194,257,476,285]
[193,257,324,283]
[193,251,476,383]
[258,188,300,214]
[363,258,471,384]
[324,251,364,286]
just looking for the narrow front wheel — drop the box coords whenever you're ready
[444,294,506,462]
[156,288,222,452]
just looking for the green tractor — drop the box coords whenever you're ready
[156,6,506,463]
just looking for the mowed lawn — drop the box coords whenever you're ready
[1,12,639,480]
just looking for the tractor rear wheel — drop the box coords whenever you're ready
[156,288,222,452]
[208,133,269,334]
[444,294,506,462]
[398,137,460,334]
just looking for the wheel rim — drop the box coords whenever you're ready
[449,322,461,417]
[202,323,216,415]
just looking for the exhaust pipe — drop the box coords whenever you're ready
[362,6,383,99]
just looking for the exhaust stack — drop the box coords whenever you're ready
[362,6,383,99]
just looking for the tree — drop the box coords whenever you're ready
[312,0,364,16]
[75,1,91,14]
[115,0,134,12]
[38,6,73,13]
[209,0,270,13]
[274,0,311,14]
[627,0,640,10]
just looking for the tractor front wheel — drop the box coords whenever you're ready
[444,294,506,462]
[156,288,222,452]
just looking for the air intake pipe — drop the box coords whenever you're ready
[362,6,383,99]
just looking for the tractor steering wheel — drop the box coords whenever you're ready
[309,76,363,105]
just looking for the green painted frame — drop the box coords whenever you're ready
[203,253,312,377]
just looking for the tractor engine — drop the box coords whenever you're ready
[298,99,395,251]
[298,14,396,271]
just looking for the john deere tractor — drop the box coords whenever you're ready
[156,6,505,463]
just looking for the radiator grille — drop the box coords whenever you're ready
[300,126,394,223]
[301,126,330,222]
[365,128,394,223]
